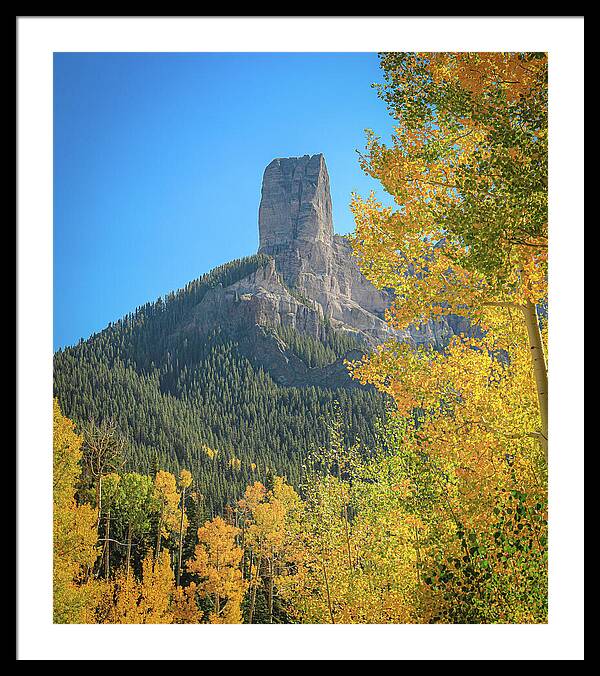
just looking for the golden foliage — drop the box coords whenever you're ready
[188,516,246,623]
[106,550,175,624]
[341,52,549,623]
[171,582,200,624]
[53,399,99,623]
[153,470,185,544]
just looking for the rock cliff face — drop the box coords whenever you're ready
[259,154,334,252]
[256,154,394,345]
[186,154,465,383]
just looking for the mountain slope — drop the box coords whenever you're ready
[54,153,464,512]
[54,254,388,513]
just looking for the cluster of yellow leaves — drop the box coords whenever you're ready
[201,444,217,460]
[171,582,200,624]
[179,469,193,489]
[229,457,242,471]
[245,478,301,555]
[188,517,245,623]
[352,52,547,320]
[268,420,424,624]
[350,51,548,452]
[99,549,187,624]
[426,52,547,103]
[351,323,545,518]
[341,52,549,622]
[351,191,546,332]
[53,399,99,624]
[154,470,186,548]
[237,478,301,623]
[276,472,424,624]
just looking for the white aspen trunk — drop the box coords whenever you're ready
[176,486,186,587]
[104,509,111,579]
[522,300,549,461]
[248,555,262,624]
[321,559,335,624]
[155,503,164,559]
[126,523,132,580]
[268,553,274,624]
[96,475,102,533]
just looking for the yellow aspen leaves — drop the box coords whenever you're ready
[53,399,99,624]
[187,517,246,624]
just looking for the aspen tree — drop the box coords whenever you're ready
[152,470,181,559]
[81,418,126,530]
[115,473,154,579]
[176,469,193,586]
[187,517,245,623]
[99,472,121,579]
[351,52,548,458]
[53,399,98,623]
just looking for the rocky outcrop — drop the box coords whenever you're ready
[182,153,466,385]
[188,257,324,339]
[259,154,333,253]
[256,154,398,345]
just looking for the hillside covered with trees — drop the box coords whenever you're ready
[53,51,548,625]
[54,254,388,514]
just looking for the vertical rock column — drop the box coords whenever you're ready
[258,153,333,255]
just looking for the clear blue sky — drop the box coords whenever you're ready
[54,52,396,350]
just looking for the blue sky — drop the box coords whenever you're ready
[54,52,396,350]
